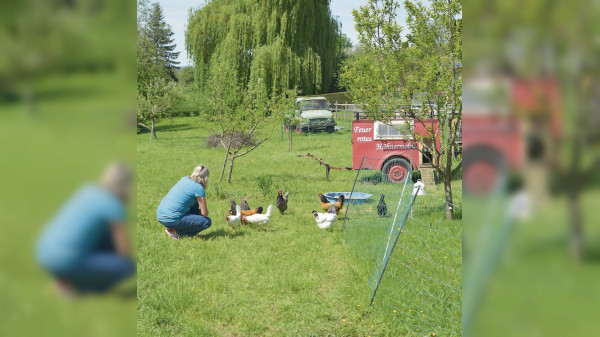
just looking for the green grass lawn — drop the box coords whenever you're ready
[343,174,462,336]
[465,189,600,336]
[137,115,461,336]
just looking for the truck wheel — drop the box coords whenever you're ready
[463,147,507,194]
[382,158,412,183]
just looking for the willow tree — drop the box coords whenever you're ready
[185,0,343,98]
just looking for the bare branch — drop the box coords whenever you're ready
[451,160,462,178]
[137,122,151,131]
[297,153,353,170]
[232,137,268,159]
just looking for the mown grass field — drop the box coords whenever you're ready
[343,173,462,336]
[464,190,600,336]
[137,114,462,336]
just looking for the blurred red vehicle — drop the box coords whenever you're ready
[462,77,561,193]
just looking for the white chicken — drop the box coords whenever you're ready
[243,205,273,225]
[226,205,243,229]
[312,204,338,229]
[413,179,427,195]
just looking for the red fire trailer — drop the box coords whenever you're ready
[352,117,440,183]
[462,77,561,193]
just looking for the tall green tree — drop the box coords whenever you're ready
[137,0,182,138]
[186,0,343,99]
[146,3,180,81]
[340,0,462,219]
[137,1,179,85]
[138,0,162,95]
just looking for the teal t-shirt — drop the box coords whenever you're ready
[36,184,125,271]
[157,177,206,223]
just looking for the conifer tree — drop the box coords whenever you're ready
[145,2,180,81]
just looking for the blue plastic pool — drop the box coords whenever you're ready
[324,192,373,205]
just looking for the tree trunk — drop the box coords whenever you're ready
[151,118,157,139]
[288,124,293,151]
[568,187,583,261]
[444,177,454,219]
[220,140,232,182]
[227,157,235,183]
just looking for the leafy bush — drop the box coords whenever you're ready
[412,169,421,182]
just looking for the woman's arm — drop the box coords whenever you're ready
[111,223,130,257]
[197,196,209,217]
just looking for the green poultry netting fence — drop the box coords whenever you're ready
[342,157,462,336]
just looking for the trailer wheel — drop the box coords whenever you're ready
[463,147,507,194]
[382,157,412,183]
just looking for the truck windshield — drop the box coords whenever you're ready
[298,99,328,111]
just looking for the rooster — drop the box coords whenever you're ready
[226,205,243,229]
[312,204,337,229]
[241,197,250,211]
[318,193,345,214]
[241,207,263,216]
[242,205,274,226]
[276,190,289,214]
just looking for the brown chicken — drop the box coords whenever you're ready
[241,207,263,217]
[318,193,345,214]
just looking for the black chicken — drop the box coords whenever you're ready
[276,190,289,214]
[230,199,237,215]
[377,194,387,217]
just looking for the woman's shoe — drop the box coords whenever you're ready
[165,228,180,240]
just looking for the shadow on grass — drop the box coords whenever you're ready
[155,123,198,132]
[138,123,199,134]
[584,239,600,263]
[113,285,137,300]
[197,228,246,240]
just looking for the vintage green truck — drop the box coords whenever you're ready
[294,96,337,132]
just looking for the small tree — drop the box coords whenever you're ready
[204,62,296,182]
[137,77,182,139]
[340,0,462,219]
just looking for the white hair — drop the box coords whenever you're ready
[190,165,209,189]
[100,162,133,202]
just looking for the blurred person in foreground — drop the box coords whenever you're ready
[156,165,212,240]
[36,163,135,297]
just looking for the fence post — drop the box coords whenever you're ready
[369,186,421,306]
[342,156,364,231]
[335,101,338,121]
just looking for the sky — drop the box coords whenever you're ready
[155,0,407,67]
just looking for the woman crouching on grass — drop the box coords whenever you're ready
[157,165,212,240]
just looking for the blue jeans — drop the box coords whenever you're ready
[160,202,212,236]
[52,233,135,292]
